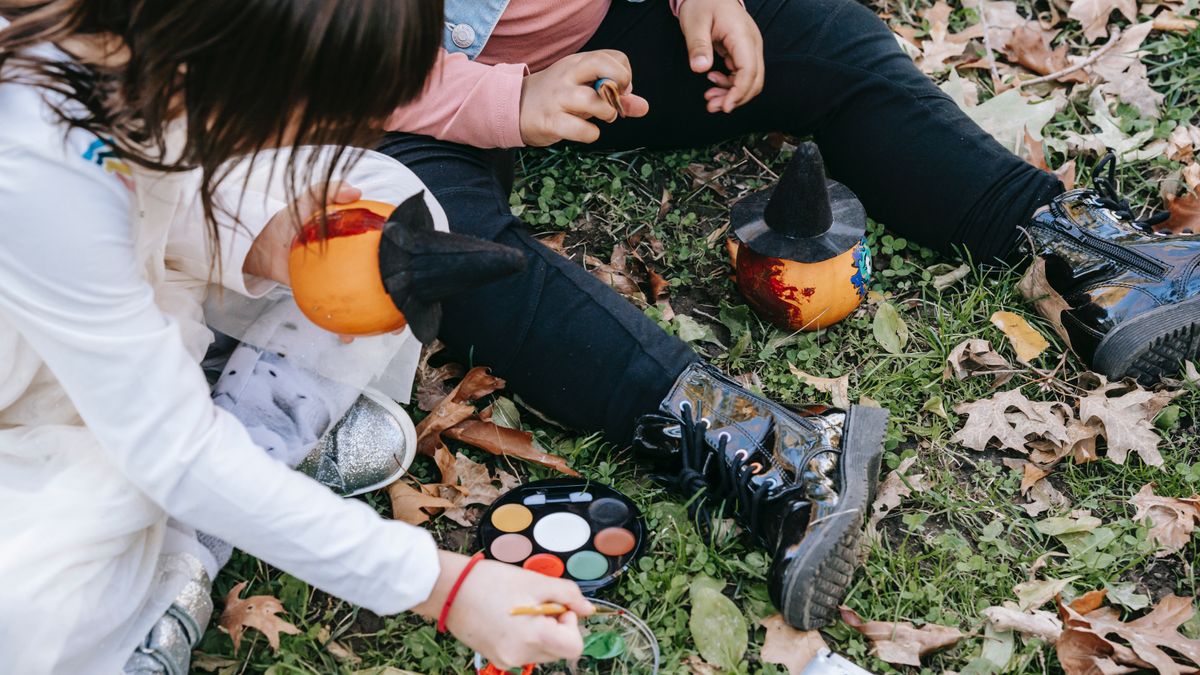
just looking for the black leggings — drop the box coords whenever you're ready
[378,0,1063,442]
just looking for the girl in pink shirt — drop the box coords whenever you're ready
[378,0,1175,632]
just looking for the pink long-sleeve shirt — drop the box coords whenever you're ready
[385,0,693,148]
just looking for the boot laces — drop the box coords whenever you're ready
[1093,153,1169,231]
[671,400,777,537]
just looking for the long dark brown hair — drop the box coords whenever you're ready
[0,0,443,249]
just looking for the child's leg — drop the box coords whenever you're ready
[376,134,699,442]
[583,0,1063,262]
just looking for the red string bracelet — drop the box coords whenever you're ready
[438,551,485,634]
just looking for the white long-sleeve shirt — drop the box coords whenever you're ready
[0,32,441,673]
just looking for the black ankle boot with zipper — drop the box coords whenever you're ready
[633,362,888,630]
[1025,154,1198,385]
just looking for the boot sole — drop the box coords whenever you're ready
[1092,295,1200,386]
[779,405,888,630]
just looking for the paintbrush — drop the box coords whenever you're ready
[510,602,624,617]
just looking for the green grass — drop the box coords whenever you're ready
[194,5,1200,673]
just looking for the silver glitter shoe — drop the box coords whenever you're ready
[124,553,213,675]
[296,387,417,497]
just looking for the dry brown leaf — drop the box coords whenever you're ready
[1089,23,1164,119]
[1071,590,1110,615]
[944,338,1014,385]
[1162,192,1200,235]
[438,452,516,526]
[991,311,1051,364]
[1018,258,1074,347]
[759,614,828,674]
[1004,24,1088,82]
[1153,10,1199,33]
[918,1,971,73]
[1025,130,1078,190]
[589,244,646,303]
[1057,625,1137,675]
[984,604,1064,642]
[218,582,301,653]
[387,479,455,525]
[444,419,579,477]
[1061,595,1200,674]
[683,655,723,674]
[788,364,851,409]
[869,455,929,529]
[1025,477,1072,516]
[1167,125,1200,163]
[1077,376,1177,466]
[1185,164,1200,195]
[414,341,465,413]
[1129,483,1200,556]
[839,606,964,666]
[962,0,1030,48]
[1067,0,1137,41]
[1021,462,1051,494]
[953,388,1071,453]
[413,366,508,483]
[1015,577,1078,611]
[537,232,568,255]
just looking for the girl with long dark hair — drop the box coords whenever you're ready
[0,2,590,672]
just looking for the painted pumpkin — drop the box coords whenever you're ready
[733,237,872,331]
[288,199,408,336]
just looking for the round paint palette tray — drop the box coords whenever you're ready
[477,478,646,593]
[473,599,661,674]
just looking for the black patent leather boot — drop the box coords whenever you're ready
[1024,154,1198,385]
[633,362,888,629]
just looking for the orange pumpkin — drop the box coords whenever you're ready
[733,238,871,331]
[288,199,409,336]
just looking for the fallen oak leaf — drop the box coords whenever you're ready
[1070,589,1109,615]
[444,419,579,477]
[984,604,1063,642]
[759,614,828,674]
[1129,483,1200,556]
[1061,594,1200,674]
[1077,375,1178,466]
[1018,257,1074,347]
[438,452,518,526]
[869,455,929,530]
[219,581,301,653]
[1161,191,1200,236]
[1015,577,1079,611]
[414,340,465,413]
[1004,24,1088,83]
[413,366,508,483]
[839,606,964,666]
[387,479,455,525]
[991,311,1050,364]
[953,388,1071,453]
[944,338,1014,385]
[788,364,851,409]
[1067,0,1137,41]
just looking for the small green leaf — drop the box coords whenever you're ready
[489,397,522,430]
[688,576,748,669]
[873,303,910,354]
[581,631,626,660]
[1105,582,1151,611]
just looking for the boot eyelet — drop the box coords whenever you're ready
[679,401,693,414]
[716,431,732,444]
[762,477,778,489]
[749,462,763,474]
[733,448,749,461]
[699,416,712,429]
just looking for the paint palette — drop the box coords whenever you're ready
[477,478,645,593]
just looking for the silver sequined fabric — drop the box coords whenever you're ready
[298,394,410,496]
[124,553,212,675]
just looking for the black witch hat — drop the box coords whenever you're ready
[732,142,867,263]
[378,192,526,344]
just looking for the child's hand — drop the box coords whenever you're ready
[245,181,363,285]
[678,0,764,112]
[519,50,650,147]
[414,551,595,669]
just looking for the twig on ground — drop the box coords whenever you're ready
[1016,30,1121,88]
[978,4,1002,87]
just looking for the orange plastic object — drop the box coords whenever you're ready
[522,553,566,578]
[479,664,535,675]
[733,238,871,331]
[288,199,408,336]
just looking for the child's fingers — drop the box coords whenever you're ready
[707,71,734,89]
[329,181,362,204]
[553,113,601,144]
[680,8,716,72]
[618,93,650,118]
